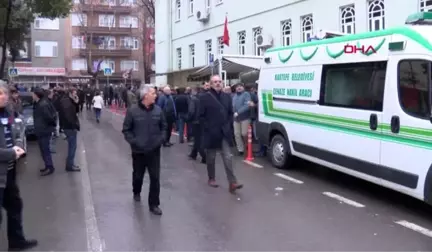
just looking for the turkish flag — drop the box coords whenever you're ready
[222,16,230,46]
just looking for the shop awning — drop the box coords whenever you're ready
[189,55,264,79]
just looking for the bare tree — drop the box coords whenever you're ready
[74,0,117,88]
[137,0,154,83]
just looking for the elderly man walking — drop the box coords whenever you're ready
[122,85,167,215]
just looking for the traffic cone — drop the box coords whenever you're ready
[245,125,254,161]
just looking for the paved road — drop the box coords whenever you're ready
[1,108,432,251]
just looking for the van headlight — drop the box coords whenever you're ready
[26,116,33,125]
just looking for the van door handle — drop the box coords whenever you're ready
[391,115,400,133]
[369,113,377,130]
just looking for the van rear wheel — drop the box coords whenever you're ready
[269,134,292,169]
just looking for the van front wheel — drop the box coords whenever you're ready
[269,134,291,169]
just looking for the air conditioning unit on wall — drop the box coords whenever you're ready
[256,34,274,48]
[196,7,210,22]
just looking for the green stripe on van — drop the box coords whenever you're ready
[266,26,432,53]
[261,93,432,149]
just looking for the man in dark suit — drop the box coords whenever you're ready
[199,75,243,193]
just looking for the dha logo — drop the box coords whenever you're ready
[344,44,377,54]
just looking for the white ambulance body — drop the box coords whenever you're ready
[257,13,432,203]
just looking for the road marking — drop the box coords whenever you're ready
[243,160,263,168]
[322,192,365,208]
[395,220,432,238]
[273,172,304,184]
[78,139,104,252]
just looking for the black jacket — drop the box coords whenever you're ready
[33,98,56,136]
[188,95,200,123]
[174,94,189,114]
[122,103,167,153]
[199,88,234,149]
[58,96,80,130]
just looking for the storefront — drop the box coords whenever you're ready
[11,67,66,87]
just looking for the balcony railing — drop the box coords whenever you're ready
[79,47,132,57]
[78,3,132,14]
[78,26,132,35]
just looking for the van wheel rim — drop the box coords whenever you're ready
[273,142,285,164]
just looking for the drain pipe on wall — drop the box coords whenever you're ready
[168,0,173,73]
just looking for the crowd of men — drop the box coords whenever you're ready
[122,74,259,216]
[0,75,259,250]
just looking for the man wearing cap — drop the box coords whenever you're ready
[232,83,251,156]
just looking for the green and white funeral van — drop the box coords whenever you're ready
[257,13,432,203]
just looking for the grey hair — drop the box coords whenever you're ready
[0,80,9,95]
[138,84,154,99]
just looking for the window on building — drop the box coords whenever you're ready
[253,27,262,56]
[175,0,181,21]
[71,13,87,26]
[176,48,182,70]
[100,60,115,72]
[120,37,139,49]
[188,0,194,16]
[34,41,58,57]
[319,61,386,111]
[217,36,224,55]
[72,59,87,70]
[121,60,139,71]
[398,60,431,118]
[281,20,292,46]
[72,36,86,49]
[205,39,212,64]
[119,16,138,28]
[238,31,246,55]
[99,36,116,49]
[189,44,195,67]
[34,18,60,30]
[368,0,385,31]
[120,0,137,5]
[340,5,355,34]
[99,15,115,27]
[420,0,432,11]
[100,0,115,5]
[301,15,313,42]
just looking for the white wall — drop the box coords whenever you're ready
[155,0,422,85]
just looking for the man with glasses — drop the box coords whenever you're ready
[199,75,243,193]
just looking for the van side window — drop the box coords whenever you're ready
[398,60,430,119]
[319,61,387,111]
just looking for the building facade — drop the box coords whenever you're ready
[155,0,432,86]
[66,0,145,86]
[11,17,67,87]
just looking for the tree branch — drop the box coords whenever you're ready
[0,0,13,79]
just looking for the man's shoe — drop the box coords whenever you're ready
[149,206,162,215]
[208,179,219,188]
[133,194,141,202]
[229,183,243,193]
[188,155,197,160]
[9,239,38,251]
[40,169,54,176]
[66,166,81,172]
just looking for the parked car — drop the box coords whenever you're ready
[19,92,34,137]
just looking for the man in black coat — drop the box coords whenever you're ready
[199,75,243,193]
[58,88,81,172]
[122,85,167,215]
[32,88,57,176]
[187,87,205,163]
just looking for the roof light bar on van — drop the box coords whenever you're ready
[389,41,405,51]
[405,12,432,25]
